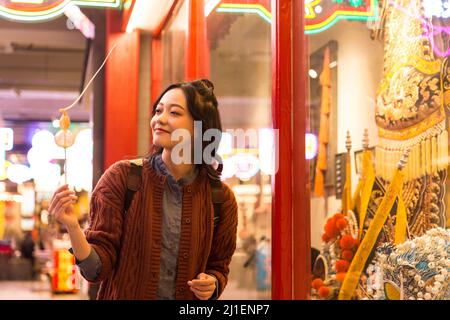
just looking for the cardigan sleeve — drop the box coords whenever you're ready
[83,161,130,283]
[74,246,102,282]
[205,183,238,297]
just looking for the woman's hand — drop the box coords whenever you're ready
[49,184,79,230]
[187,273,217,300]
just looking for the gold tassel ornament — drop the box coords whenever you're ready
[375,121,448,182]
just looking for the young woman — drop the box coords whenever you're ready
[49,79,238,300]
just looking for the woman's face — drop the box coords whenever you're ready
[150,88,194,151]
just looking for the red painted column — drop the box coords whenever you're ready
[104,10,140,168]
[271,0,293,300]
[292,0,310,300]
[186,0,210,80]
[271,0,310,299]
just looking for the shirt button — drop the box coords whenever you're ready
[186,187,191,193]
[185,218,191,224]
[153,240,160,248]
[183,252,189,259]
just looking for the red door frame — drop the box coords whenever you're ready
[292,0,310,300]
[271,0,309,299]
[271,0,292,299]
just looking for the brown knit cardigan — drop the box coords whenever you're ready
[84,158,238,299]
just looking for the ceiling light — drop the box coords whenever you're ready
[309,69,318,78]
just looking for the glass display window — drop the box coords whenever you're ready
[307,0,450,300]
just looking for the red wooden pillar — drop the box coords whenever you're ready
[292,0,310,300]
[271,0,310,299]
[104,10,140,168]
[186,0,210,80]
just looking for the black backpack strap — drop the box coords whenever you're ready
[124,159,143,213]
[208,163,224,228]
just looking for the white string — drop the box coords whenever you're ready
[61,42,119,112]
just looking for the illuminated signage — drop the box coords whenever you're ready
[0,128,13,151]
[216,3,272,24]
[305,0,379,34]
[0,128,13,182]
[0,0,121,22]
[212,1,378,34]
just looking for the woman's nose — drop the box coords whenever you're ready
[155,111,168,124]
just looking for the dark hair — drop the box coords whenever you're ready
[150,79,222,181]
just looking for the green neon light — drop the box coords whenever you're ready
[304,2,378,35]
[0,0,121,22]
[216,7,272,24]
[349,0,363,7]
[216,1,378,35]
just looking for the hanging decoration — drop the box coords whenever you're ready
[374,0,449,237]
[314,46,331,197]
[54,42,118,184]
[305,0,379,34]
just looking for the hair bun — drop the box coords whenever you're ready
[199,79,214,92]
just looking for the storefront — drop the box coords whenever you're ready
[5,0,447,301]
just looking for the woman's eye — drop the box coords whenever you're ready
[171,112,180,116]
[155,109,162,114]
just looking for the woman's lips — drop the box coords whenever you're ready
[155,128,170,134]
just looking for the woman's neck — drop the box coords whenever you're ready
[161,149,195,181]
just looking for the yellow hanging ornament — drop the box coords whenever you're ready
[54,109,75,149]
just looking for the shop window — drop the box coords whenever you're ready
[207,1,272,299]
[308,0,450,300]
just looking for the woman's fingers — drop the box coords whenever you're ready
[52,196,78,217]
[189,278,215,286]
[50,187,71,205]
[53,184,69,196]
[190,286,212,300]
[49,192,76,212]
[190,283,216,292]
[52,195,77,211]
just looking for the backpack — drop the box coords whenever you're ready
[124,159,224,228]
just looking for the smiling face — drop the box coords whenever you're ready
[150,88,194,151]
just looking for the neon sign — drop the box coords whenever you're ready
[0,0,121,22]
[305,0,379,34]
[216,3,271,24]
[212,1,378,34]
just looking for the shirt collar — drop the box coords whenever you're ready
[151,153,199,186]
